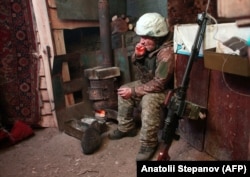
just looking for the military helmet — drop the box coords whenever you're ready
[135,12,169,37]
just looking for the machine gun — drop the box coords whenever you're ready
[157,12,208,161]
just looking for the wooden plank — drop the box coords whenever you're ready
[217,0,250,18]
[52,52,84,110]
[62,62,71,81]
[127,0,167,18]
[53,30,75,107]
[56,102,93,131]
[175,55,210,107]
[53,52,81,63]
[63,78,84,94]
[62,62,75,106]
[32,0,58,127]
[52,51,102,130]
[236,18,250,27]
[41,102,53,115]
[53,30,66,56]
[39,57,45,76]
[95,67,120,79]
[39,115,57,127]
[55,0,99,20]
[85,66,120,79]
[175,54,210,151]
[39,76,47,89]
[49,8,99,30]
[40,90,50,101]
[55,0,126,20]
[204,71,250,160]
[52,75,65,110]
[47,0,57,8]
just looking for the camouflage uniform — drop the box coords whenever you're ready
[117,40,175,148]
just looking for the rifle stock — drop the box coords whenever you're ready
[157,144,171,161]
[157,12,208,161]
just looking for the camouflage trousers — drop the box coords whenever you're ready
[117,80,166,147]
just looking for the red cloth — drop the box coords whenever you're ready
[9,120,34,143]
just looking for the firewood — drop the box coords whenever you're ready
[111,15,118,22]
[125,17,130,23]
[128,23,134,31]
[111,18,128,34]
[120,14,126,19]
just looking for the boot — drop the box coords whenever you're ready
[108,128,137,140]
[136,146,157,161]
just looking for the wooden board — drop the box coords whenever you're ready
[53,30,66,55]
[49,8,99,30]
[175,54,210,151]
[41,102,53,115]
[127,0,167,19]
[56,0,99,20]
[47,0,57,8]
[39,115,57,128]
[62,78,85,94]
[62,62,75,106]
[56,102,93,131]
[53,30,75,107]
[55,0,126,20]
[32,0,57,127]
[52,75,65,111]
[204,71,250,160]
[39,76,48,89]
[52,53,82,109]
[217,0,250,18]
[40,90,50,101]
[39,57,45,76]
[52,52,96,130]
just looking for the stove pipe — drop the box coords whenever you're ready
[98,0,113,67]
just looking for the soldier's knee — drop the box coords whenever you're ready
[141,94,161,109]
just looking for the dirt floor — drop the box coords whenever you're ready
[0,123,215,177]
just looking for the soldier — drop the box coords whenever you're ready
[109,12,175,161]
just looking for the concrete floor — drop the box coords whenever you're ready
[0,123,215,177]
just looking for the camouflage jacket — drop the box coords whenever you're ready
[131,41,175,98]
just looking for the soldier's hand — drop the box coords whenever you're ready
[117,87,132,99]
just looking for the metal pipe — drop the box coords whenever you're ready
[98,0,113,67]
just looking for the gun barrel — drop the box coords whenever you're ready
[158,12,208,161]
[180,12,208,91]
